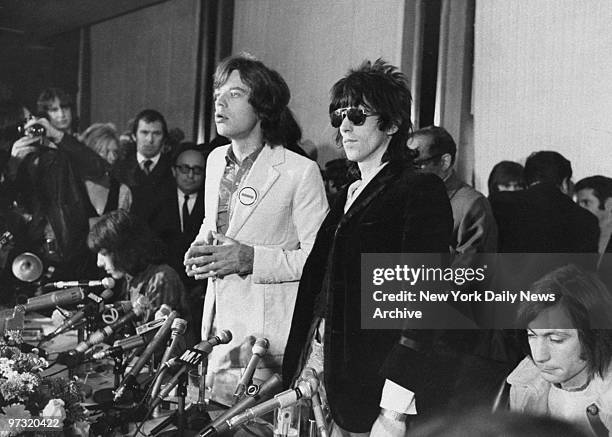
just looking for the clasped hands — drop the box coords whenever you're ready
[184,231,254,280]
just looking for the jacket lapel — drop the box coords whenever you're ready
[226,144,282,238]
[203,145,230,230]
[338,163,400,228]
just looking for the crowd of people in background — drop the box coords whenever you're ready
[1,53,612,436]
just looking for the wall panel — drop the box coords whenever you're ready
[232,0,406,165]
[90,0,199,139]
[474,0,612,192]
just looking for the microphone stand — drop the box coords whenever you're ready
[176,371,187,437]
[149,361,212,437]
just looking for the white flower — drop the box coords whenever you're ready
[0,404,31,437]
[42,398,66,425]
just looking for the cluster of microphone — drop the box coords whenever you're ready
[27,278,330,436]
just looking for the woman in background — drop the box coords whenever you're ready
[80,123,131,229]
[488,160,525,195]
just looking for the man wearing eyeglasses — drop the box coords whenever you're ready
[151,142,208,338]
[184,55,328,405]
[408,126,497,268]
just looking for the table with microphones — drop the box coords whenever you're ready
[1,278,331,437]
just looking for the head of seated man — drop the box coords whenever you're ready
[509,264,612,432]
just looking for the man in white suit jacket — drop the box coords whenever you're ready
[185,55,328,404]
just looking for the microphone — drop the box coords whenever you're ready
[225,368,319,430]
[74,295,148,353]
[20,287,85,313]
[160,318,188,364]
[113,311,178,401]
[150,318,188,403]
[154,304,172,320]
[311,391,329,437]
[198,374,282,437]
[91,334,146,360]
[91,336,140,360]
[41,289,114,342]
[233,337,270,403]
[148,330,232,409]
[42,277,115,291]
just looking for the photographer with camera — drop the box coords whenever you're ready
[37,88,77,135]
[8,105,110,281]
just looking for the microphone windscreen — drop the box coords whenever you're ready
[100,288,114,301]
[253,338,270,355]
[172,318,188,335]
[217,329,232,344]
[101,277,115,289]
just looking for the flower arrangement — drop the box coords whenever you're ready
[0,330,86,436]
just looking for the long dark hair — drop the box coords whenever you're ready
[214,54,294,146]
[329,58,412,177]
[87,210,164,276]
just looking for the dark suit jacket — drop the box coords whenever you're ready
[112,152,173,225]
[490,182,599,253]
[488,182,600,327]
[150,185,205,288]
[283,162,453,432]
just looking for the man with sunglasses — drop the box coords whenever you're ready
[408,126,497,268]
[283,60,457,436]
[184,55,328,405]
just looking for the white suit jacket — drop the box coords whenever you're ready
[195,144,328,376]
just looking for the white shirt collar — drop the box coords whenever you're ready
[137,152,161,170]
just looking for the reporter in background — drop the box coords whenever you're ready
[87,209,193,342]
[37,88,77,135]
[79,123,132,229]
[8,108,109,280]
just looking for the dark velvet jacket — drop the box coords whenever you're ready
[15,134,108,277]
[282,162,453,432]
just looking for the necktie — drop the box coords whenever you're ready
[143,159,153,175]
[182,194,190,232]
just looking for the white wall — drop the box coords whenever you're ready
[232,0,407,165]
[90,0,199,139]
[474,0,612,193]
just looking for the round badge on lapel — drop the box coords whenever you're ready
[238,187,258,206]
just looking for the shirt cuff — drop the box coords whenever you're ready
[379,379,417,415]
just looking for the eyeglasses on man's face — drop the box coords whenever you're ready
[412,153,445,169]
[174,164,205,176]
[330,107,377,128]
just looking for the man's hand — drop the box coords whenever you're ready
[10,136,42,160]
[370,410,408,437]
[184,231,254,280]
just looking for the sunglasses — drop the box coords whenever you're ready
[330,107,376,128]
[174,164,205,175]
